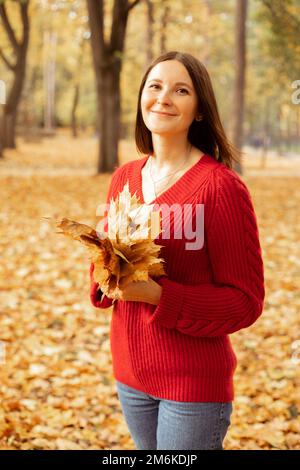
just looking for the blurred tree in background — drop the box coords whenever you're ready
[0,0,299,169]
[87,0,141,172]
[0,0,30,149]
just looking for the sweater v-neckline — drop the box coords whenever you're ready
[137,153,212,205]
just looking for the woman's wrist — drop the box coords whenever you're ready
[148,284,162,305]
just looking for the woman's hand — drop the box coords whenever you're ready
[105,277,162,305]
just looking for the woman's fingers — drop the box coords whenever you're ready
[105,288,122,300]
[106,290,114,299]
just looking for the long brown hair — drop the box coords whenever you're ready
[135,51,241,169]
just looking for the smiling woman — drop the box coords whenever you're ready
[89,51,265,451]
[135,52,241,170]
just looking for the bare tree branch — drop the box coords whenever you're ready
[127,0,141,13]
[261,0,300,31]
[20,1,30,46]
[0,0,30,149]
[0,47,16,70]
[0,4,19,53]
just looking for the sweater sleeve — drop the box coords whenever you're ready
[89,165,128,309]
[146,167,265,337]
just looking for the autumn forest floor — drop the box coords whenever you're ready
[0,131,299,450]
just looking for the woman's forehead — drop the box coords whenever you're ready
[147,60,192,84]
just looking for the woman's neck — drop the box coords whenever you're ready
[151,135,193,171]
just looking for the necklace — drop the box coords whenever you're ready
[128,144,192,232]
[148,143,193,198]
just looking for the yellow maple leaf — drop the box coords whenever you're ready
[44,182,166,303]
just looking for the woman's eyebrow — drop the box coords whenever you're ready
[147,78,192,90]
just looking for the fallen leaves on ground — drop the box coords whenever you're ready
[0,138,299,450]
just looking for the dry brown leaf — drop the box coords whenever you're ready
[46,182,166,302]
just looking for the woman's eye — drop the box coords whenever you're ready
[149,84,188,94]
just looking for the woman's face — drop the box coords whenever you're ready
[141,60,198,137]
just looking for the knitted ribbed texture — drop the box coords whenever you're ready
[89,154,265,402]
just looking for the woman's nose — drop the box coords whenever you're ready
[156,88,172,104]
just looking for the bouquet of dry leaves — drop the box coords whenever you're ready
[44,182,166,304]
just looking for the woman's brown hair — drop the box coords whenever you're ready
[135,51,241,169]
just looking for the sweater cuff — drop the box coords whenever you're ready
[90,280,113,309]
[146,278,185,329]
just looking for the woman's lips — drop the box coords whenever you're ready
[151,110,176,116]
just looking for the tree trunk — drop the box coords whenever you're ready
[87,0,141,173]
[202,0,212,67]
[71,84,80,138]
[276,107,283,156]
[160,1,170,54]
[0,131,3,157]
[43,30,57,134]
[232,0,248,175]
[71,38,86,138]
[97,63,121,173]
[145,0,154,68]
[0,80,5,157]
[22,66,39,131]
[2,111,17,148]
[0,1,30,149]
[260,98,270,169]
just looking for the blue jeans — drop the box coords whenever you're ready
[115,380,233,450]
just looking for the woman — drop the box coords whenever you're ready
[89,51,265,450]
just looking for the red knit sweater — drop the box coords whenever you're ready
[89,154,265,402]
